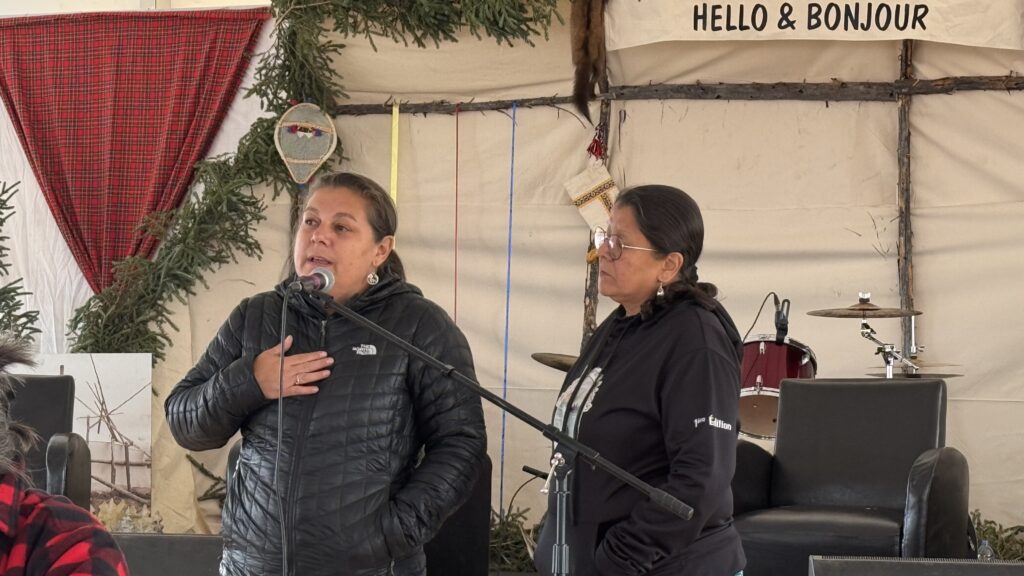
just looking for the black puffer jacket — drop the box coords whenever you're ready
[165,274,487,576]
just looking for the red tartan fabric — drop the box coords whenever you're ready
[0,9,269,293]
[0,472,128,575]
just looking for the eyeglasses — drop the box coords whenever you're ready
[593,227,659,261]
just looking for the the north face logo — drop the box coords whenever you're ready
[352,344,377,356]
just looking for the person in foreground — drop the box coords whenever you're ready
[165,172,487,576]
[0,337,128,576]
[535,185,746,576]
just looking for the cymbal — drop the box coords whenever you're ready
[866,359,961,369]
[866,372,963,379]
[531,352,578,373]
[808,301,921,319]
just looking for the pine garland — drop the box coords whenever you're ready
[67,0,559,361]
[69,159,265,361]
[0,181,41,342]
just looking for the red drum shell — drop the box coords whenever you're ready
[739,335,817,439]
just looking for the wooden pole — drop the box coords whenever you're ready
[123,443,132,492]
[581,99,613,351]
[329,75,1024,116]
[109,439,117,485]
[91,475,148,505]
[897,40,916,364]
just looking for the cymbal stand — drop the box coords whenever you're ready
[908,315,924,357]
[860,320,920,378]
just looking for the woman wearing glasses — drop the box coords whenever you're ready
[536,185,745,576]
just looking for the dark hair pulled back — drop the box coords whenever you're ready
[613,185,719,318]
[306,172,405,281]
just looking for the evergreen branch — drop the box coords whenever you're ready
[67,163,266,362]
[0,182,41,342]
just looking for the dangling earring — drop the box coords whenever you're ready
[367,270,379,286]
[657,282,665,297]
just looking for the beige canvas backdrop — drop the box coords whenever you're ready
[0,5,1018,533]
[144,21,1024,534]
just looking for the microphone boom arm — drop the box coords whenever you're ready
[313,293,694,522]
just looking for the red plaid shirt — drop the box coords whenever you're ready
[0,473,127,575]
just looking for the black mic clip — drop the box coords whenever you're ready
[774,296,790,344]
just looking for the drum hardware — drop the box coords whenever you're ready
[909,314,922,356]
[860,320,919,378]
[865,359,960,369]
[810,292,938,379]
[866,372,964,379]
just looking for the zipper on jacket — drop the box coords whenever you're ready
[284,397,316,575]
[285,322,322,575]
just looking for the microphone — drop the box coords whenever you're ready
[289,267,334,293]
[774,295,790,344]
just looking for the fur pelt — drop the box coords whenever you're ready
[0,337,31,389]
[0,337,36,475]
[571,0,609,123]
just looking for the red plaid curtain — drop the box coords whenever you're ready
[0,9,269,293]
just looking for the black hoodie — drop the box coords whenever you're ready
[537,296,745,576]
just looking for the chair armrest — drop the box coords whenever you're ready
[902,446,970,558]
[732,438,773,515]
[45,432,91,510]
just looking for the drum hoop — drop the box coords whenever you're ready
[739,428,776,441]
[743,333,818,371]
[739,387,781,397]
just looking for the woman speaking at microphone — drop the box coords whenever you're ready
[535,185,745,576]
[166,172,486,576]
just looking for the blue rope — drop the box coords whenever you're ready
[499,102,518,516]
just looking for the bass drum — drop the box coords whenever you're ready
[739,335,817,439]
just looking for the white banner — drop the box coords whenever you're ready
[606,1,1024,51]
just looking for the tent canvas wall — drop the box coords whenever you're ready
[1,1,1022,535]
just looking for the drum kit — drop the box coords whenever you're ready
[530,291,960,441]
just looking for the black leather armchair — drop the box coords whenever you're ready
[10,374,92,509]
[732,378,970,576]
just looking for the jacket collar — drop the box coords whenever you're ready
[274,270,419,320]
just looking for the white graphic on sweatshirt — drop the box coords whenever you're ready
[552,367,603,439]
[694,413,733,431]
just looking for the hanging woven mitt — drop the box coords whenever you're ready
[274,102,338,184]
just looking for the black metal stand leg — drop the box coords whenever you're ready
[541,452,573,576]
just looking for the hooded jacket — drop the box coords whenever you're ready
[536,295,745,576]
[165,274,487,576]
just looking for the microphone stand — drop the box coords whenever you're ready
[313,292,694,576]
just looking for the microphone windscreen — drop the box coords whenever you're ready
[312,267,335,291]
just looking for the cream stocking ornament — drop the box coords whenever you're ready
[563,161,620,230]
